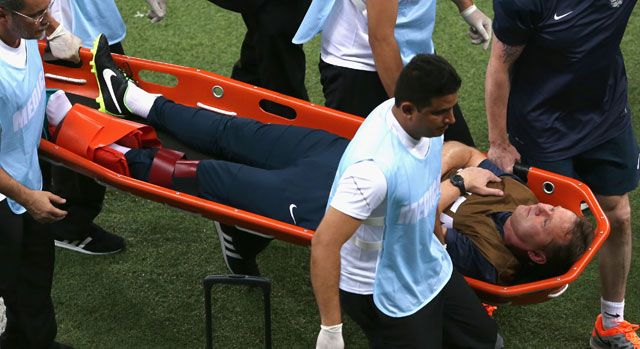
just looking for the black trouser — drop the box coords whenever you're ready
[319,59,476,147]
[42,93,107,242]
[210,0,310,101]
[340,271,497,349]
[43,165,105,241]
[0,201,57,349]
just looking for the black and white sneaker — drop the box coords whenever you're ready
[90,34,132,118]
[54,223,125,255]
[214,222,273,276]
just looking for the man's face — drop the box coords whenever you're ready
[405,92,458,139]
[505,203,576,253]
[2,0,51,41]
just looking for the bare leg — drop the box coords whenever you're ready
[596,193,632,303]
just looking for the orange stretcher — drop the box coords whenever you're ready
[38,43,610,306]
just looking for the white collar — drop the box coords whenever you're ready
[385,102,432,159]
[0,38,27,68]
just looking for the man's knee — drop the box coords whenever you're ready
[599,195,632,232]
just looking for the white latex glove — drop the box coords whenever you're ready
[47,25,82,63]
[146,0,167,23]
[316,323,344,349]
[461,5,492,50]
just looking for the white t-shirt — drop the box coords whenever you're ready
[0,39,27,69]
[320,0,376,71]
[330,103,434,294]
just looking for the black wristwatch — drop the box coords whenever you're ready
[449,174,466,195]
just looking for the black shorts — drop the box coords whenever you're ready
[522,126,640,196]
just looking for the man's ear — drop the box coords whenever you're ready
[0,6,12,24]
[400,101,416,117]
[527,250,547,264]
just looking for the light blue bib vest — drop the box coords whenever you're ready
[329,100,452,317]
[71,0,126,48]
[0,40,46,214]
[293,0,436,64]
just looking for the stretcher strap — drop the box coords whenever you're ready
[148,148,186,188]
[55,104,160,159]
[174,160,198,178]
[355,237,382,251]
[363,216,384,227]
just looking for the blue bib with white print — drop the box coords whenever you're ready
[294,0,436,63]
[0,40,46,214]
[328,99,452,317]
[71,0,126,47]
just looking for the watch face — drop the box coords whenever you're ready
[451,174,465,192]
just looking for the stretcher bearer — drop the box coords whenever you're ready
[50,0,126,54]
[41,0,128,255]
[311,54,500,348]
[0,0,70,347]
[293,0,489,147]
[485,0,640,346]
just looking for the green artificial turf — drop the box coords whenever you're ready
[50,1,640,347]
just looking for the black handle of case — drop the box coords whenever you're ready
[203,274,272,349]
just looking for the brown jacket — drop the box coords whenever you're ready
[442,173,538,285]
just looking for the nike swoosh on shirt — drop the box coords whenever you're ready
[289,204,297,225]
[102,69,122,114]
[554,11,573,20]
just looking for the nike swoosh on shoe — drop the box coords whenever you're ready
[103,69,122,114]
[289,204,297,225]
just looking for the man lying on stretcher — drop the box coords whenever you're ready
[46,34,593,285]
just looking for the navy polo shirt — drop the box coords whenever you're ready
[493,0,636,160]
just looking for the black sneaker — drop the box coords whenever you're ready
[51,342,75,349]
[54,223,125,255]
[214,222,273,276]
[90,34,132,118]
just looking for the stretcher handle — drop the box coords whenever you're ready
[203,275,272,349]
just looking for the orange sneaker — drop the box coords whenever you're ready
[482,303,497,318]
[590,314,640,349]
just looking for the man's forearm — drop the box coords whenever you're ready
[485,36,524,145]
[310,208,363,326]
[370,39,403,98]
[439,180,463,212]
[451,0,474,12]
[310,239,343,325]
[441,141,485,174]
[44,13,60,37]
[485,63,510,145]
[367,0,403,97]
[0,166,33,208]
[486,45,512,145]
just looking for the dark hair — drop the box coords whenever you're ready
[518,216,594,282]
[394,54,462,111]
[0,0,24,11]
